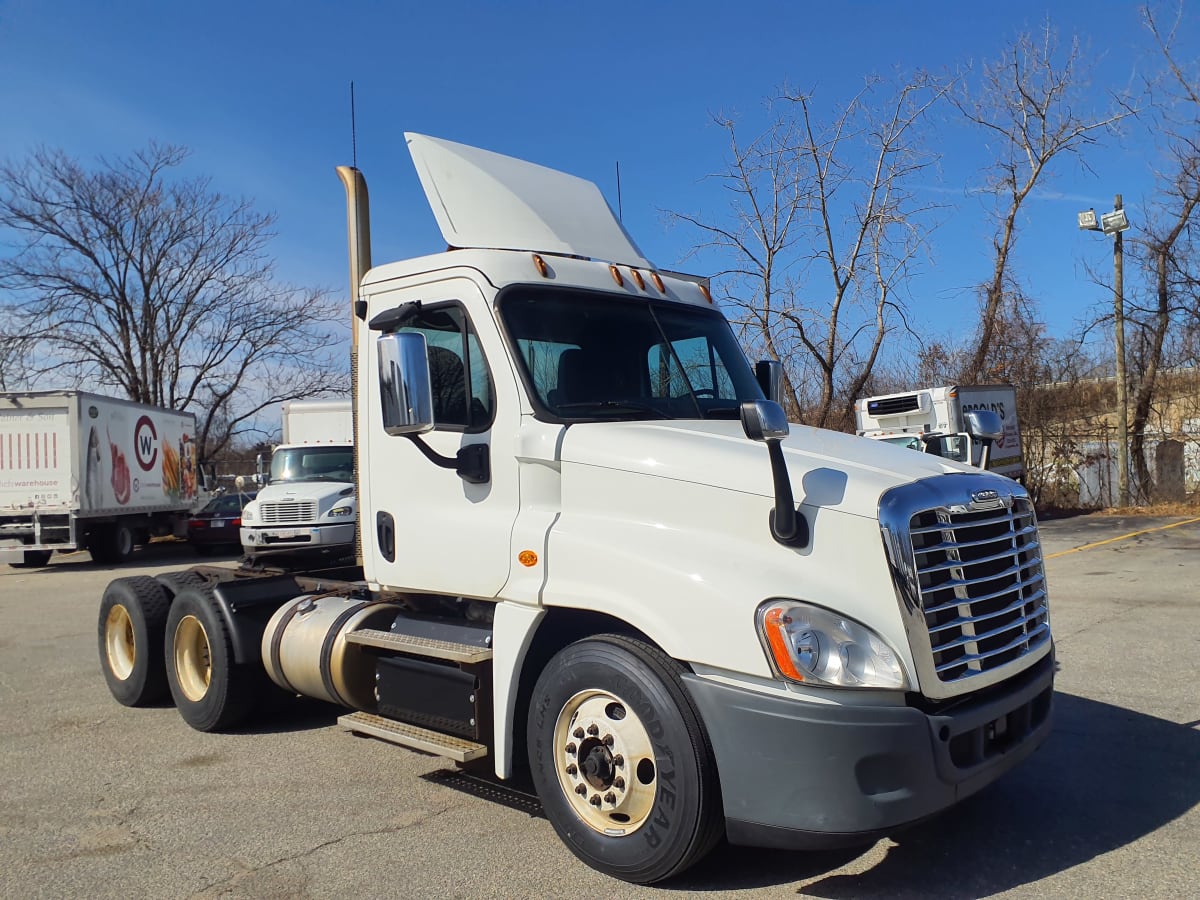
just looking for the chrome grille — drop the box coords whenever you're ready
[259,499,317,524]
[880,474,1051,700]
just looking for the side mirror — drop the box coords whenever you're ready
[963,409,1003,444]
[378,332,435,435]
[754,360,786,406]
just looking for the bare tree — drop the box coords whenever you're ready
[1121,3,1200,499]
[954,20,1131,383]
[0,144,348,462]
[674,72,951,430]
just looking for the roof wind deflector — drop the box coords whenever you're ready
[405,133,652,268]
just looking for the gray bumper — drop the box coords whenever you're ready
[682,651,1054,849]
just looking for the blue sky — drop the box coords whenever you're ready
[2,0,1195,357]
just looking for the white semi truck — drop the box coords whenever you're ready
[856,384,1025,480]
[239,399,356,560]
[1,390,205,566]
[97,136,1053,884]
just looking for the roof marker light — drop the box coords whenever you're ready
[650,272,665,292]
[630,269,645,290]
[698,283,713,303]
[532,254,549,277]
[609,264,624,287]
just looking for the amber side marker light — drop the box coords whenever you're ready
[763,607,805,681]
[532,254,549,277]
[518,550,539,567]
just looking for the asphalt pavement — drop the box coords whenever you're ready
[0,514,1197,899]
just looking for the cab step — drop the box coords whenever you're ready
[345,628,494,664]
[339,711,488,763]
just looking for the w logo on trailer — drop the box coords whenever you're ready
[134,415,159,471]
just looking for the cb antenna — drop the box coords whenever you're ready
[350,81,358,169]
[615,160,623,221]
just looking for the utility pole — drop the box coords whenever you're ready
[1113,194,1129,508]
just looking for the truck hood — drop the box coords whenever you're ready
[558,419,973,519]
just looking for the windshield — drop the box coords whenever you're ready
[499,287,763,421]
[269,445,354,484]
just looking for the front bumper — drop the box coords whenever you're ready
[682,650,1054,849]
[240,522,355,552]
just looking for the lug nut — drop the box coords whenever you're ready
[586,724,599,736]
[575,784,587,796]
[573,727,585,739]
[613,776,625,790]
[603,734,614,746]
[566,764,577,776]
[589,794,601,806]
[613,754,624,767]
[604,792,616,804]
[565,742,577,755]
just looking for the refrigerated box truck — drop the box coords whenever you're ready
[0,391,204,566]
[855,384,1024,480]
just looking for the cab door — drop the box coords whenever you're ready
[362,281,521,599]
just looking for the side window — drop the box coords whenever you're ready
[399,305,494,431]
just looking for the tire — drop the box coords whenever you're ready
[87,531,114,565]
[110,522,135,563]
[526,634,723,884]
[98,576,172,706]
[12,549,52,568]
[164,586,256,732]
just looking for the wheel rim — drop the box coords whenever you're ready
[104,605,136,681]
[174,614,212,702]
[552,689,657,835]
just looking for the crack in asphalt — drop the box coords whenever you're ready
[190,804,455,897]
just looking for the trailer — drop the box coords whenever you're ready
[1,391,204,566]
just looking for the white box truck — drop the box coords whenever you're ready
[1,390,204,566]
[97,136,1053,884]
[239,399,355,560]
[856,384,1025,480]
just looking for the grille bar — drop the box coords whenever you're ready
[931,607,1049,653]
[909,509,1033,534]
[913,522,1038,552]
[917,545,1040,576]
[934,622,1051,675]
[927,587,1047,634]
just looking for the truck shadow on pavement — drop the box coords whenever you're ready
[669,691,1199,895]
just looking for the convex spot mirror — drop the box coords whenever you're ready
[740,399,790,443]
[964,409,1003,444]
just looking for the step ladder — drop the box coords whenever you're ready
[339,711,488,763]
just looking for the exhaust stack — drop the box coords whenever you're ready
[336,165,372,345]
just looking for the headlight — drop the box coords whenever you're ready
[328,505,354,518]
[241,507,254,522]
[757,600,908,690]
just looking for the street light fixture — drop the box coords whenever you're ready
[1077,195,1130,507]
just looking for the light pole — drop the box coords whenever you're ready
[1078,195,1131,507]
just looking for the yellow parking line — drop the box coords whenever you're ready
[1045,516,1200,559]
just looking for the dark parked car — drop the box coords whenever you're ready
[187,492,256,555]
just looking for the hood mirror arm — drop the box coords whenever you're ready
[740,401,809,548]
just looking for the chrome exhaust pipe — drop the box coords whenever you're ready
[336,165,372,342]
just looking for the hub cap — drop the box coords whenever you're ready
[552,689,656,835]
[104,605,136,680]
[174,615,212,702]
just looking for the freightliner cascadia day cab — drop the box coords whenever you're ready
[96,135,1054,884]
[239,399,356,560]
[1,390,206,566]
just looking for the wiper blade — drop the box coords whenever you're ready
[555,400,672,419]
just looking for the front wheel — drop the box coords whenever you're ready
[164,586,256,731]
[527,634,723,884]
